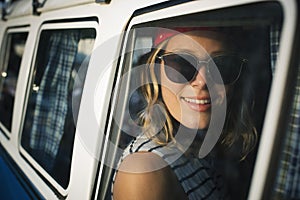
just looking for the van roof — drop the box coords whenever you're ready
[39,0,94,13]
[3,0,98,19]
[5,0,32,19]
[3,0,167,20]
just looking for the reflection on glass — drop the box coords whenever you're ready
[0,32,28,132]
[21,28,96,188]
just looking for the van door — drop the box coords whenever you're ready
[0,27,32,199]
[93,1,299,199]
[18,22,97,197]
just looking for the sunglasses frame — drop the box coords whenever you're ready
[157,51,247,85]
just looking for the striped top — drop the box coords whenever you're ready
[111,134,229,200]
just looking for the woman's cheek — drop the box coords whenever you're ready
[212,84,229,105]
[161,85,182,120]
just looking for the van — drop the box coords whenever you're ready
[0,0,299,199]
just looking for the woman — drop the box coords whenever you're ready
[112,27,257,200]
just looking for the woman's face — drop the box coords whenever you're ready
[160,31,230,129]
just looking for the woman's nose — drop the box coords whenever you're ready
[190,66,207,88]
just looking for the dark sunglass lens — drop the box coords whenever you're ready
[210,55,243,84]
[163,54,197,83]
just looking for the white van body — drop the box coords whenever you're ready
[0,0,299,199]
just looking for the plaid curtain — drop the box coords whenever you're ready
[273,68,300,199]
[270,25,280,75]
[29,31,79,168]
[273,26,300,198]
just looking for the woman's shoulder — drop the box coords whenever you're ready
[118,151,169,173]
[117,135,171,172]
[113,151,188,200]
[112,134,188,199]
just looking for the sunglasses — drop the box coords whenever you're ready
[157,52,247,85]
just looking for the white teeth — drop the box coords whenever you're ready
[183,97,211,104]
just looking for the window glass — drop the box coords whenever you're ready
[20,28,96,188]
[99,2,283,200]
[0,32,28,132]
[272,58,300,199]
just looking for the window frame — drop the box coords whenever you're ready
[0,27,29,138]
[248,1,298,199]
[18,21,98,196]
[93,0,297,199]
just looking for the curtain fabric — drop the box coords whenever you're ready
[270,25,280,75]
[273,25,300,199]
[29,31,79,168]
[274,68,300,199]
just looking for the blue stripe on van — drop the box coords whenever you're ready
[0,144,45,200]
[0,156,31,200]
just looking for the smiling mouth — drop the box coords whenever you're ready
[181,97,211,105]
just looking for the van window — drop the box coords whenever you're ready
[0,32,28,133]
[97,2,283,199]
[20,28,96,188]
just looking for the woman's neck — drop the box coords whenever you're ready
[171,116,207,157]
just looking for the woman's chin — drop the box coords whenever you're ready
[180,120,209,130]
